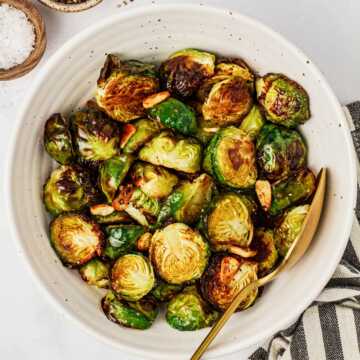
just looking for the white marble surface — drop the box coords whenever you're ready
[1,0,359,359]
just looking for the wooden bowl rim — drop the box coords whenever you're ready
[0,0,47,81]
[37,0,102,13]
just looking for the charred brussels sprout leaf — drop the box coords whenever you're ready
[130,162,178,200]
[166,285,219,331]
[44,113,74,164]
[149,223,210,284]
[203,127,257,189]
[50,213,104,267]
[275,205,309,257]
[99,154,134,202]
[101,291,158,330]
[157,174,214,225]
[148,97,197,136]
[96,55,159,122]
[200,253,258,311]
[151,281,183,302]
[160,48,215,98]
[239,105,265,140]
[121,119,161,154]
[138,131,202,174]
[256,73,310,127]
[90,204,131,224]
[103,224,145,260]
[70,109,119,166]
[43,164,100,216]
[201,76,253,128]
[269,168,316,216]
[256,124,307,181]
[250,228,278,276]
[79,258,110,288]
[111,254,155,301]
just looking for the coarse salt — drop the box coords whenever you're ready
[0,4,35,70]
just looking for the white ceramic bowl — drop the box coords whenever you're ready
[6,4,357,359]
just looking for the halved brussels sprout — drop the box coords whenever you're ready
[70,109,119,167]
[157,174,214,225]
[50,213,104,267]
[160,48,215,98]
[166,285,219,331]
[44,113,74,164]
[111,253,155,301]
[275,205,310,257]
[269,168,316,216]
[96,54,159,122]
[103,225,145,261]
[239,105,265,140]
[149,223,210,284]
[79,258,110,288]
[130,162,178,200]
[215,57,254,83]
[43,165,100,216]
[256,124,307,181]
[99,154,134,202]
[113,184,160,226]
[101,291,158,330]
[256,73,310,127]
[147,97,197,136]
[203,127,257,189]
[201,77,253,128]
[200,253,258,311]
[138,131,202,174]
[205,194,254,252]
[151,281,183,302]
[121,118,162,154]
[90,204,131,224]
[250,228,278,276]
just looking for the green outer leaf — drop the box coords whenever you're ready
[91,210,131,224]
[239,105,265,139]
[202,132,220,176]
[79,258,109,288]
[148,98,197,136]
[151,281,183,302]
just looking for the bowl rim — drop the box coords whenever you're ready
[5,3,357,359]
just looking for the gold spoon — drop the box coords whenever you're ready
[191,168,327,360]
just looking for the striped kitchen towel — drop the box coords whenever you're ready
[250,102,360,360]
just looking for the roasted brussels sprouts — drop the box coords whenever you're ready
[120,118,161,154]
[50,213,104,267]
[79,258,110,288]
[111,253,155,301]
[275,205,310,257]
[147,97,197,136]
[215,57,254,83]
[204,194,254,253]
[256,73,310,127]
[203,127,257,189]
[149,223,210,284]
[44,113,74,164]
[43,165,100,216]
[70,109,119,167]
[239,105,265,140]
[90,204,131,224]
[138,131,202,174]
[200,76,253,128]
[103,225,145,260]
[136,232,152,252]
[99,154,134,202]
[268,168,316,216]
[256,124,307,181]
[96,54,159,122]
[130,162,178,200]
[151,281,183,302]
[113,184,160,226]
[157,174,214,225]
[160,48,215,98]
[166,285,219,331]
[101,291,158,330]
[200,253,258,311]
[250,229,278,276]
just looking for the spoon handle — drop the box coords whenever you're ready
[191,281,259,360]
